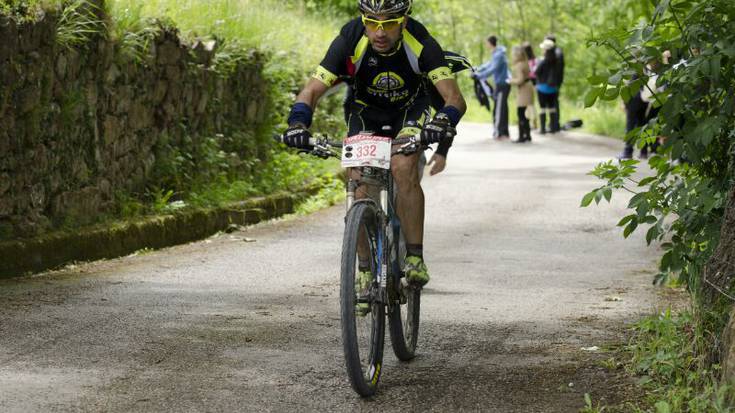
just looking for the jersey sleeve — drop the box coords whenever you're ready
[416,32,453,85]
[313,35,349,87]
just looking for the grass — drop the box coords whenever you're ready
[56,0,105,50]
[462,92,625,139]
[565,101,625,139]
[106,0,339,72]
[585,307,735,412]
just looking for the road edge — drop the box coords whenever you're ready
[0,187,322,279]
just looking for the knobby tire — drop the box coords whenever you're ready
[340,201,385,397]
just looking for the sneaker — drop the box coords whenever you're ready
[355,270,372,316]
[404,256,430,286]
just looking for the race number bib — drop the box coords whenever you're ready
[341,134,392,169]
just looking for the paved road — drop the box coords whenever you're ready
[0,123,660,412]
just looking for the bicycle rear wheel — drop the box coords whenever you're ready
[340,201,385,397]
[388,228,421,361]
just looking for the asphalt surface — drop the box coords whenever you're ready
[0,123,661,412]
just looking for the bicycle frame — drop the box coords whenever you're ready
[345,166,399,305]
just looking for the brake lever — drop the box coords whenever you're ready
[395,136,421,156]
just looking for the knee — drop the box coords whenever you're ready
[392,159,419,188]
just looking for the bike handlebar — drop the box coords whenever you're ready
[272,133,419,147]
[272,129,453,159]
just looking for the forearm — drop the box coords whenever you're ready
[288,78,328,127]
[294,79,326,110]
[443,92,466,115]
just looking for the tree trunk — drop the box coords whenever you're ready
[702,185,735,379]
[723,306,735,383]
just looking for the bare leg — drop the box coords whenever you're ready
[391,149,423,245]
[351,168,373,265]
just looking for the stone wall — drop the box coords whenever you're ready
[0,4,268,240]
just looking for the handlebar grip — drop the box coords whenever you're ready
[273,132,318,147]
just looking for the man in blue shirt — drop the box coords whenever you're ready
[473,35,510,139]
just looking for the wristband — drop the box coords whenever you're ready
[435,135,454,157]
[287,102,313,128]
[438,105,462,128]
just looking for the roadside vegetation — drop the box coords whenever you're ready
[2,0,348,225]
[582,0,735,409]
[104,0,348,219]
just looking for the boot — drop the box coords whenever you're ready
[550,112,560,133]
[539,113,547,134]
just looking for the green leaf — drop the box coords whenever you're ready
[628,192,646,208]
[645,225,659,245]
[638,176,656,187]
[655,401,671,413]
[584,86,602,108]
[594,189,604,204]
[692,117,722,147]
[623,221,638,238]
[607,72,623,85]
[587,74,607,85]
[581,191,596,207]
[601,85,620,101]
[603,187,612,202]
[660,250,673,271]
[617,214,636,227]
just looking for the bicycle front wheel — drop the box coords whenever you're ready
[340,201,385,397]
[388,228,421,361]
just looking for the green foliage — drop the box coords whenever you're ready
[586,308,734,411]
[294,176,345,215]
[55,0,105,50]
[627,309,734,411]
[582,0,735,296]
[0,0,45,21]
[581,393,608,413]
[107,3,160,64]
[565,101,627,139]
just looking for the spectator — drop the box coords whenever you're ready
[545,34,564,132]
[474,35,511,140]
[522,41,538,84]
[522,41,539,130]
[535,39,561,135]
[509,46,534,143]
[620,51,671,159]
[617,77,647,160]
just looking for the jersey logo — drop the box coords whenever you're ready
[368,57,378,67]
[372,72,405,90]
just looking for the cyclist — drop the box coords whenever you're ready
[282,0,467,287]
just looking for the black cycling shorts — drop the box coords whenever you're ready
[346,95,431,139]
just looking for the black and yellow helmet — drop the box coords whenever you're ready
[358,0,412,16]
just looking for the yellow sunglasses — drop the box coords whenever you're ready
[361,15,405,31]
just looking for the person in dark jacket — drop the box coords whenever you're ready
[545,34,564,132]
[535,39,561,134]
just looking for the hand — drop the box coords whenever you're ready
[421,113,455,145]
[427,153,446,176]
[282,125,312,149]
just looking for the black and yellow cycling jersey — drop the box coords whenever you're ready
[313,17,452,112]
